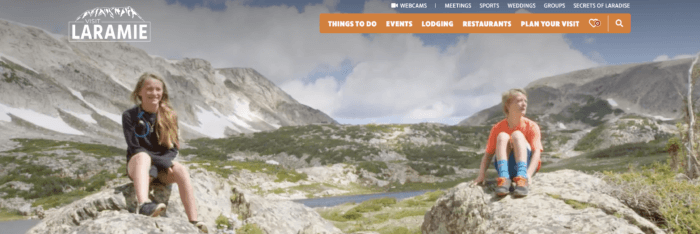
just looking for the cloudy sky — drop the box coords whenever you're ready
[1,0,698,125]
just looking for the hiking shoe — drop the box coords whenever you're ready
[137,202,166,217]
[495,177,511,196]
[513,176,529,197]
[190,220,209,233]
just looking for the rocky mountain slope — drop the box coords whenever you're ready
[0,18,335,148]
[459,57,697,128]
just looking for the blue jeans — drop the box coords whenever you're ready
[493,148,533,179]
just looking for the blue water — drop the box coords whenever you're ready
[293,190,432,208]
[0,219,40,234]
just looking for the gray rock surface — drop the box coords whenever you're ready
[27,168,340,234]
[422,170,664,234]
[231,188,342,234]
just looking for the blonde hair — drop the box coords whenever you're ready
[130,72,179,149]
[501,88,527,116]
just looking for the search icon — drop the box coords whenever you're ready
[616,19,623,27]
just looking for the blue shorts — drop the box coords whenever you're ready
[493,148,535,179]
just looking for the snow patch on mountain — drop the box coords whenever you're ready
[62,109,98,124]
[0,102,83,135]
[67,87,122,124]
[182,105,259,138]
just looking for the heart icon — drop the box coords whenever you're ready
[589,18,600,27]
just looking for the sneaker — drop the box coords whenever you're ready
[137,202,166,217]
[190,220,209,233]
[512,176,529,197]
[495,177,511,196]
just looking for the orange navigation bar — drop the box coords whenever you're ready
[320,13,630,33]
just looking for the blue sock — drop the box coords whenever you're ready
[496,160,509,178]
[516,161,528,178]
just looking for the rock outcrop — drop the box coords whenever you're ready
[422,170,664,234]
[27,168,340,234]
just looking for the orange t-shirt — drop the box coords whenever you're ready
[485,117,543,155]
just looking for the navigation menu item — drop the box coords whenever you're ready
[320,13,631,33]
[544,3,566,8]
[480,3,500,8]
[445,3,472,8]
[507,3,536,8]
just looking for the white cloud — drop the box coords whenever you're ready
[404,101,455,120]
[654,54,694,62]
[0,0,601,125]
[584,37,595,44]
[279,76,341,116]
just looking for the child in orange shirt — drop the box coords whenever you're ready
[472,88,542,197]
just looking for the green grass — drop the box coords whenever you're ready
[215,213,230,229]
[0,208,24,221]
[32,190,92,209]
[182,124,486,168]
[320,189,442,233]
[399,144,479,168]
[4,138,125,158]
[376,226,421,234]
[603,162,700,233]
[274,169,308,183]
[350,197,397,213]
[189,160,307,183]
[388,208,427,219]
[386,178,472,192]
[541,152,667,173]
[320,208,367,222]
[573,124,606,151]
[0,139,121,208]
[235,223,264,234]
[406,162,455,177]
[546,194,595,210]
[182,125,382,164]
[357,161,388,174]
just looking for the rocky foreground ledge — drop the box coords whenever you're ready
[421,169,664,234]
[26,169,340,234]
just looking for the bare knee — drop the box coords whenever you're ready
[496,132,510,144]
[511,131,527,145]
[130,152,151,165]
[170,162,190,181]
[128,152,151,177]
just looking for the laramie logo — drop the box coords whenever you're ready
[69,6,151,42]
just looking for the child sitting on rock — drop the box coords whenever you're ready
[472,88,542,197]
[122,72,208,232]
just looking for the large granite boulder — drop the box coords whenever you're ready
[422,170,664,234]
[27,168,340,234]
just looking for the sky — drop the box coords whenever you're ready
[0,0,698,125]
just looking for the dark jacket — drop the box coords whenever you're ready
[122,105,178,177]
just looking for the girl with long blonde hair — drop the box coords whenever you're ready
[122,72,206,232]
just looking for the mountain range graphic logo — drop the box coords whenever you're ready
[69,6,151,42]
[76,6,144,21]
